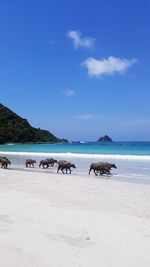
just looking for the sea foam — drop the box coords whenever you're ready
[1,151,150,161]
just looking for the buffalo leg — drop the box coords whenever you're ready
[94,170,98,176]
[89,169,91,175]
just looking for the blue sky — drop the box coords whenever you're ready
[0,0,150,141]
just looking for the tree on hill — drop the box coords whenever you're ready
[0,103,65,144]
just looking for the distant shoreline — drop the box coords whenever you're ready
[1,141,150,145]
[0,141,69,145]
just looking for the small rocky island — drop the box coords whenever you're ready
[97,135,113,142]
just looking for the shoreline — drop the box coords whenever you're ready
[2,166,150,186]
[0,141,69,145]
[1,150,150,186]
[1,151,150,161]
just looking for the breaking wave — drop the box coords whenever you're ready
[1,151,150,161]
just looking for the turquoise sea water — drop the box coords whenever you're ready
[0,141,150,155]
[0,142,150,184]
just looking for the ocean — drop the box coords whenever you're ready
[0,142,150,184]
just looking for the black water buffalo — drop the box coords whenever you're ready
[39,158,58,168]
[0,156,8,160]
[46,158,58,167]
[57,161,76,174]
[39,159,50,168]
[0,157,11,169]
[89,162,117,176]
[25,159,36,168]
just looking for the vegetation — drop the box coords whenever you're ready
[0,103,63,144]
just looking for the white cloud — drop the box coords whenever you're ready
[82,56,137,77]
[67,30,95,49]
[76,114,94,120]
[73,114,101,120]
[62,89,75,97]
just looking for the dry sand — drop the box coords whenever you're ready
[0,169,150,267]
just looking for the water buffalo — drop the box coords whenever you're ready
[89,162,117,176]
[39,158,57,168]
[39,159,50,168]
[0,157,11,169]
[46,158,58,167]
[0,156,8,160]
[25,159,36,168]
[57,161,76,174]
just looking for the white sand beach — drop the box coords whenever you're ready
[0,169,150,267]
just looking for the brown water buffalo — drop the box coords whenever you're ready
[25,159,36,168]
[0,157,11,169]
[89,162,117,176]
[57,161,76,174]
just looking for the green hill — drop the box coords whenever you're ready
[0,103,63,144]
